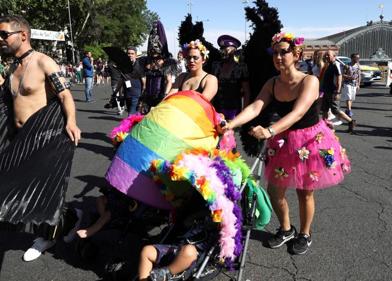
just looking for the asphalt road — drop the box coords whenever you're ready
[0,83,391,281]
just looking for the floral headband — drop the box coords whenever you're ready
[182,39,209,59]
[271,32,304,47]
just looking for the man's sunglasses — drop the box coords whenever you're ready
[272,48,292,57]
[0,30,22,40]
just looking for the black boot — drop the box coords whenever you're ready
[348,119,356,134]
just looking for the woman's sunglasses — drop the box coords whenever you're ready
[272,48,292,57]
[186,55,201,62]
[0,30,22,40]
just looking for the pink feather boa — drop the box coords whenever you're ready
[109,113,144,145]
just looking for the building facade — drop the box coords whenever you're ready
[302,18,392,61]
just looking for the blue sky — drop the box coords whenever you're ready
[144,0,391,54]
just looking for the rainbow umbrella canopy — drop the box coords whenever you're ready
[106,90,272,263]
[106,91,220,209]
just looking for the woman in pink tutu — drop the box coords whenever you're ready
[223,32,350,255]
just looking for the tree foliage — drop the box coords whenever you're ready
[0,0,157,58]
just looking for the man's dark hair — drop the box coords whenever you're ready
[0,15,31,41]
[127,46,137,53]
[350,53,359,59]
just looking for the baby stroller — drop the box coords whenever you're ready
[192,142,270,281]
[104,70,127,115]
[104,91,272,280]
[103,47,134,115]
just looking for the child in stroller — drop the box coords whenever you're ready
[138,190,219,281]
[76,187,137,239]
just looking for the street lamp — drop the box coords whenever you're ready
[241,0,250,42]
[67,0,75,65]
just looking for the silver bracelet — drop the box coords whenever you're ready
[267,126,276,137]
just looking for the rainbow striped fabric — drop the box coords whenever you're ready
[105,91,219,209]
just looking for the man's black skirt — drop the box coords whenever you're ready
[0,92,75,229]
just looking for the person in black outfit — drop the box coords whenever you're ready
[322,50,356,133]
[211,35,251,120]
[124,46,145,115]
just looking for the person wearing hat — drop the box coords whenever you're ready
[211,34,251,120]
[138,21,175,114]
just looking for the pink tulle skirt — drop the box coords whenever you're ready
[264,120,351,190]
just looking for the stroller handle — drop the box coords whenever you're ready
[239,140,267,194]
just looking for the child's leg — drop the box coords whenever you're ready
[139,245,158,280]
[77,210,111,238]
[96,195,108,216]
[168,244,198,275]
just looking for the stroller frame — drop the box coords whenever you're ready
[194,141,267,281]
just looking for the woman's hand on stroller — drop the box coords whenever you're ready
[217,113,231,135]
[248,125,271,140]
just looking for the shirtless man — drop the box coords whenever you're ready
[0,15,81,261]
[0,16,80,140]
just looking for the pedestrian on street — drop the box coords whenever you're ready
[322,50,356,133]
[82,50,94,102]
[223,32,351,255]
[211,34,251,120]
[0,15,82,262]
[341,53,361,118]
[124,46,145,115]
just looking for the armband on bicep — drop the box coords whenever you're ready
[48,72,71,95]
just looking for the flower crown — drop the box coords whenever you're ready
[182,39,209,59]
[271,32,304,47]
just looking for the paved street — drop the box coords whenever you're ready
[0,84,391,281]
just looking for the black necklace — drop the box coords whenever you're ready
[14,49,34,65]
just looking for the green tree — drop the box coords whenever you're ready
[0,0,157,58]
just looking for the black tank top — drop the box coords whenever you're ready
[271,76,319,129]
[179,73,209,93]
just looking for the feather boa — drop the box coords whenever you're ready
[150,148,252,265]
[109,113,144,145]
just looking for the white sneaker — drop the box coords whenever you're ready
[118,108,125,115]
[23,237,55,262]
[333,120,343,126]
[327,112,336,120]
[63,208,83,243]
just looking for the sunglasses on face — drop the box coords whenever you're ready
[186,55,201,62]
[272,48,292,57]
[0,30,22,40]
